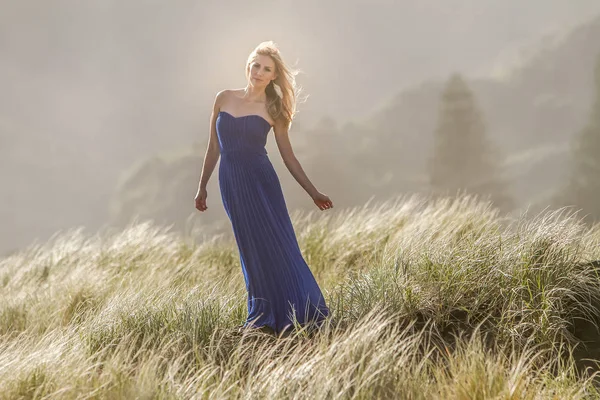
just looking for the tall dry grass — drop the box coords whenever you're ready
[1,194,600,399]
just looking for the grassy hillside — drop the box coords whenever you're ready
[1,194,600,398]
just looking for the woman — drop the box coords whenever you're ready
[194,41,333,335]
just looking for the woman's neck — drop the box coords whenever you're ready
[242,86,266,103]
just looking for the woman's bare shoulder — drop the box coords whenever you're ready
[214,89,233,110]
[215,88,244,104]
[218,88,245,95]
[215,89,231,99]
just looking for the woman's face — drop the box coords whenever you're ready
[248,54,277,89]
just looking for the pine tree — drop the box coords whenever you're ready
[560,54,600,223]
[429,74,513,211]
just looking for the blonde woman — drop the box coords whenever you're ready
[195,41,332,335]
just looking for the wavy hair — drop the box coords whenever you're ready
[245,41,306,129]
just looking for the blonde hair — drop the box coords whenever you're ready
[245,41,305,129]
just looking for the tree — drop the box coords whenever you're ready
[429,74,513,211]
[558,54,600,223]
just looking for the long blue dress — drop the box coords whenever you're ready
[216,110,330,334]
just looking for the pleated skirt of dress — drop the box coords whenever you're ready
[219,150,329,333]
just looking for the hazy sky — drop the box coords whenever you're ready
[4,1,600,120]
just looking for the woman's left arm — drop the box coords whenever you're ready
[273,119,333,210]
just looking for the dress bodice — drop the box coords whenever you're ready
[216,111,272,156]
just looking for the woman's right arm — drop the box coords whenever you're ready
[195,90,226,211]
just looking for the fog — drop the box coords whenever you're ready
[3,1,600,255]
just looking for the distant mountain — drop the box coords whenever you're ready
[361,15,600,208]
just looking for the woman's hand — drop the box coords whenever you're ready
[195,188,208,211]
[312,191,333,211]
